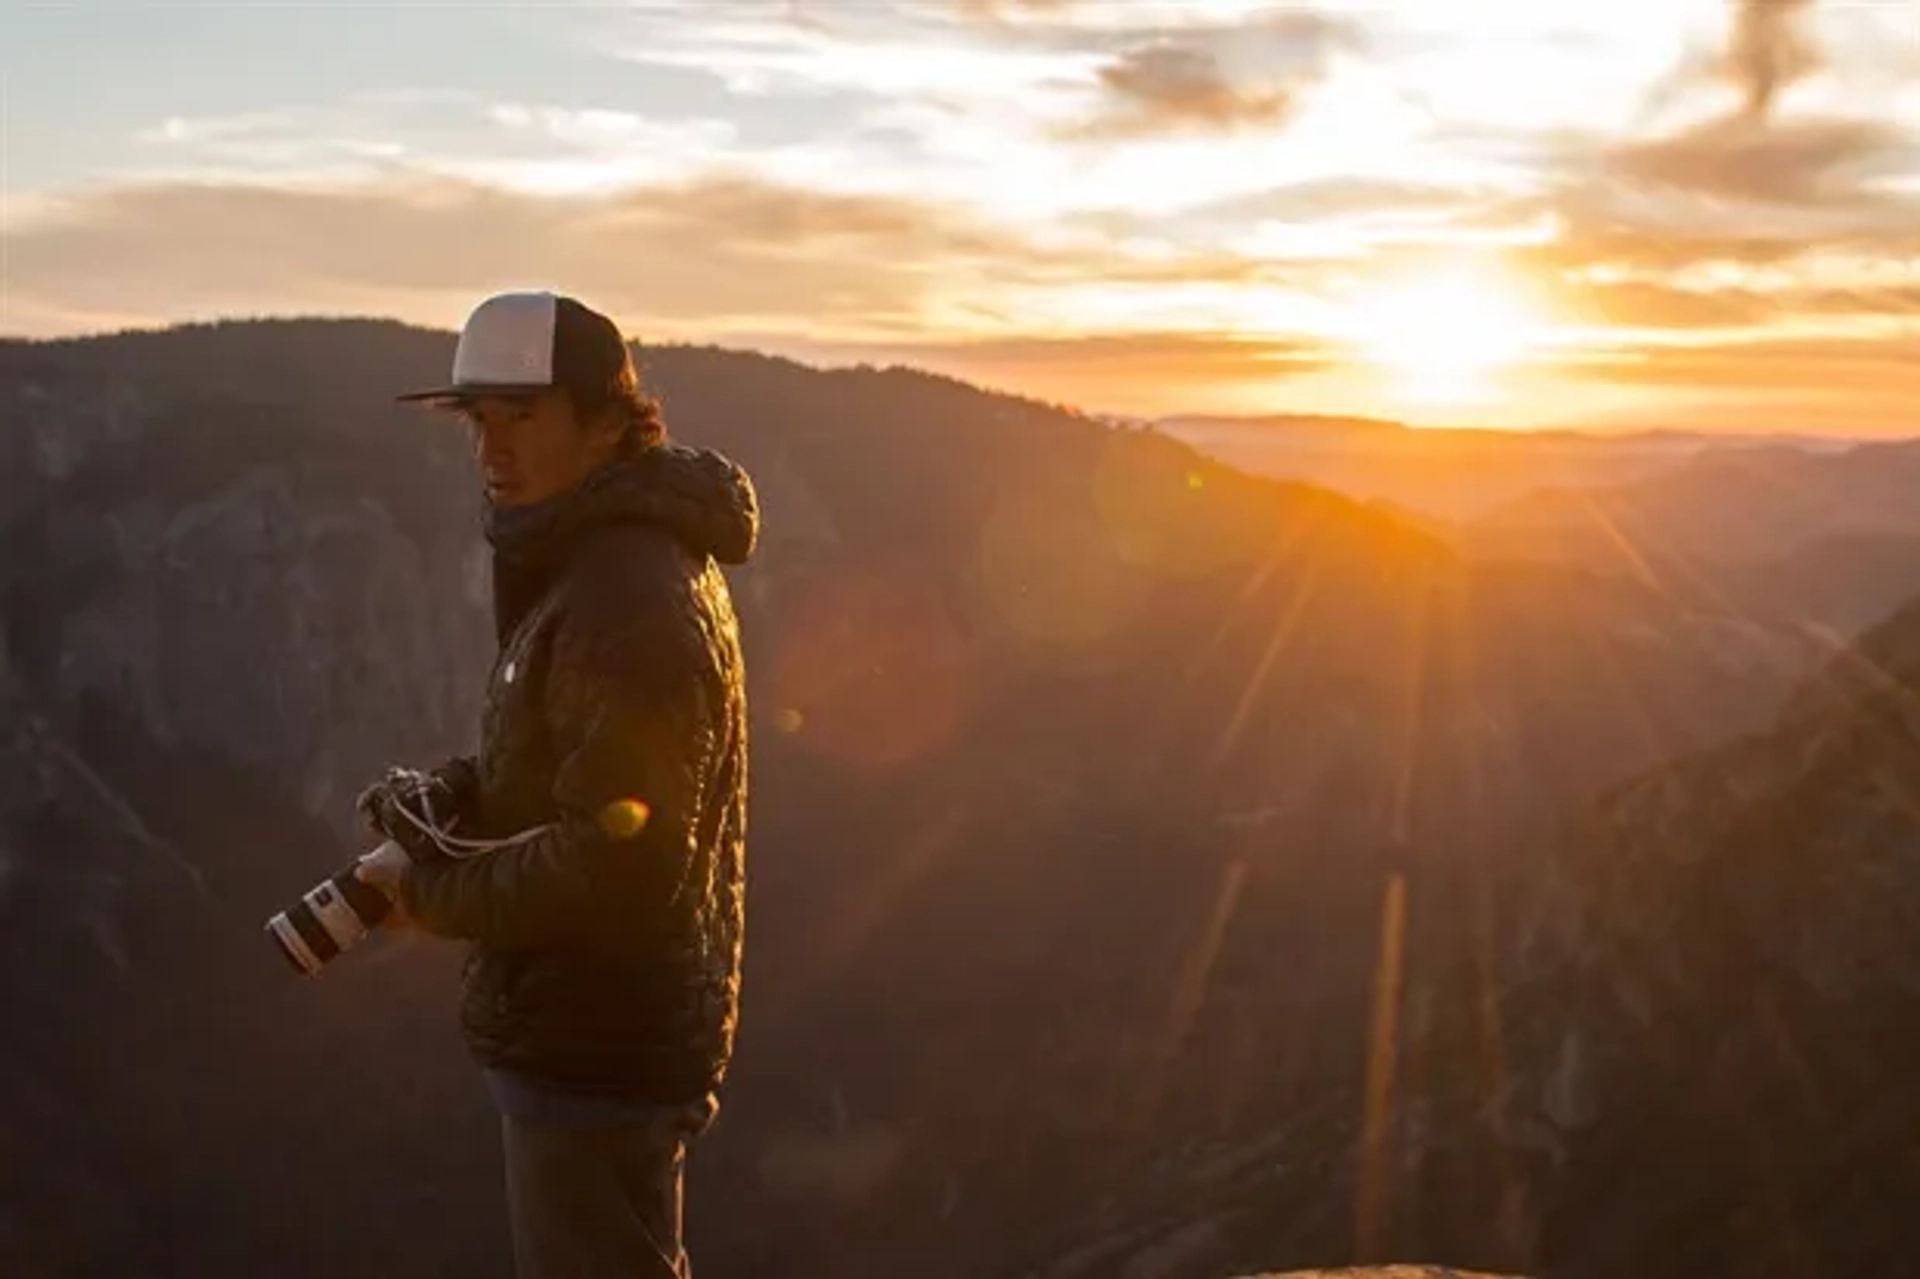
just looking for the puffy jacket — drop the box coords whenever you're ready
[402,442,758,1105]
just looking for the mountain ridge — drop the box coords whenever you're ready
[1161,412,1853,451]
[4,317,1915,1279]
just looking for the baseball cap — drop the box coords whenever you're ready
[397,290,635,406]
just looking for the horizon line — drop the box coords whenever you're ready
[2,308,1910,446]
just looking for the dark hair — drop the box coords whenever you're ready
[569,364,666,454]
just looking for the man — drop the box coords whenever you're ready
[352,290,758,1278]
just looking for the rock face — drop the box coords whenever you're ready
[1527,599,1920,1279]
[3,336,492,839]
[0,319,1907,1279]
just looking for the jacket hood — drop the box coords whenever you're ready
[608,443,760,565]
[487,443,760,568]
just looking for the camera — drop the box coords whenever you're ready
[264,765,543,976]
[266,765,456,976]
[264,841,404,976]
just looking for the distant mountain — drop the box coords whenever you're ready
[1466,440,1920,565]
[1441,441,1920,647]
[1719,533,1920,640]
[1166,413,1409,438]
[1155,415,1846,522]
[0,319,1876,1279]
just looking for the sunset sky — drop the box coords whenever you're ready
[7,1,1918,433]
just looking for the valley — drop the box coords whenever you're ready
[1,322,1915,1278]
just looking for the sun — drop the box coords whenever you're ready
[1342,268,1543,406]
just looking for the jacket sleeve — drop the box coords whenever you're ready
[428,754,482,826]
[401,566,711,950]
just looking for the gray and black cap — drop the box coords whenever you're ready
[397,291,635,406]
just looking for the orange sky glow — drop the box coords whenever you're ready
[7,0,1919,434]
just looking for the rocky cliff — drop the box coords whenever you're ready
[0,319,1903,1278]
[1524,597,1920,1279]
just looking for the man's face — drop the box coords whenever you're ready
[461,390,621,508]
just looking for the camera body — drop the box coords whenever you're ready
[265,841,405,976]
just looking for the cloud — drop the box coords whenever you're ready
[1,153,1351,417]
[1501,2,1920,306]
[1087,42,1295,132]
[1518,192,1915,276]
[1509,122,1920,354]
[1543,329,1920,436]
[1602,113,1908,208]
[614,5,1096,103]
[12,160,1919,433]
[1569,0,1909,220]
[841,329,1331,393]
[1725,0,1817,120]
[1576,334,1920,393]
[1205,177,1493,223]
[955,0,1073,20]
[7,165,1325,341]
[6,171,1051,340]
[1629,0,1821,132]
[111,96,744,195]
[1061,11,1353,139]
[134,113,297,146]
[1552,280,1776,331]
[1547,273,1920,334]
[14,0,1920,430]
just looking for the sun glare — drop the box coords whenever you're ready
[1343,269,1543,406]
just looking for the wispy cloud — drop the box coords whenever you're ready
[953,0,1073,21]
[1090,41,1297,132]
[10,170,1048,338]
[108,93,742,194]
[1052,12,1354,140]
[1607,115,1907,208]
[8,0,1920,431]
[1726,0,1817,119]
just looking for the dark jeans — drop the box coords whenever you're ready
[501,1101,714,1279]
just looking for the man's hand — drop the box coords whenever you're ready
[357,767,460,863]
[353,841,419,931]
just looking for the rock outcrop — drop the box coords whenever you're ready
[1524,597,1920,1279]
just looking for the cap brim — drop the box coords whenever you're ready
[395,382,553,405]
